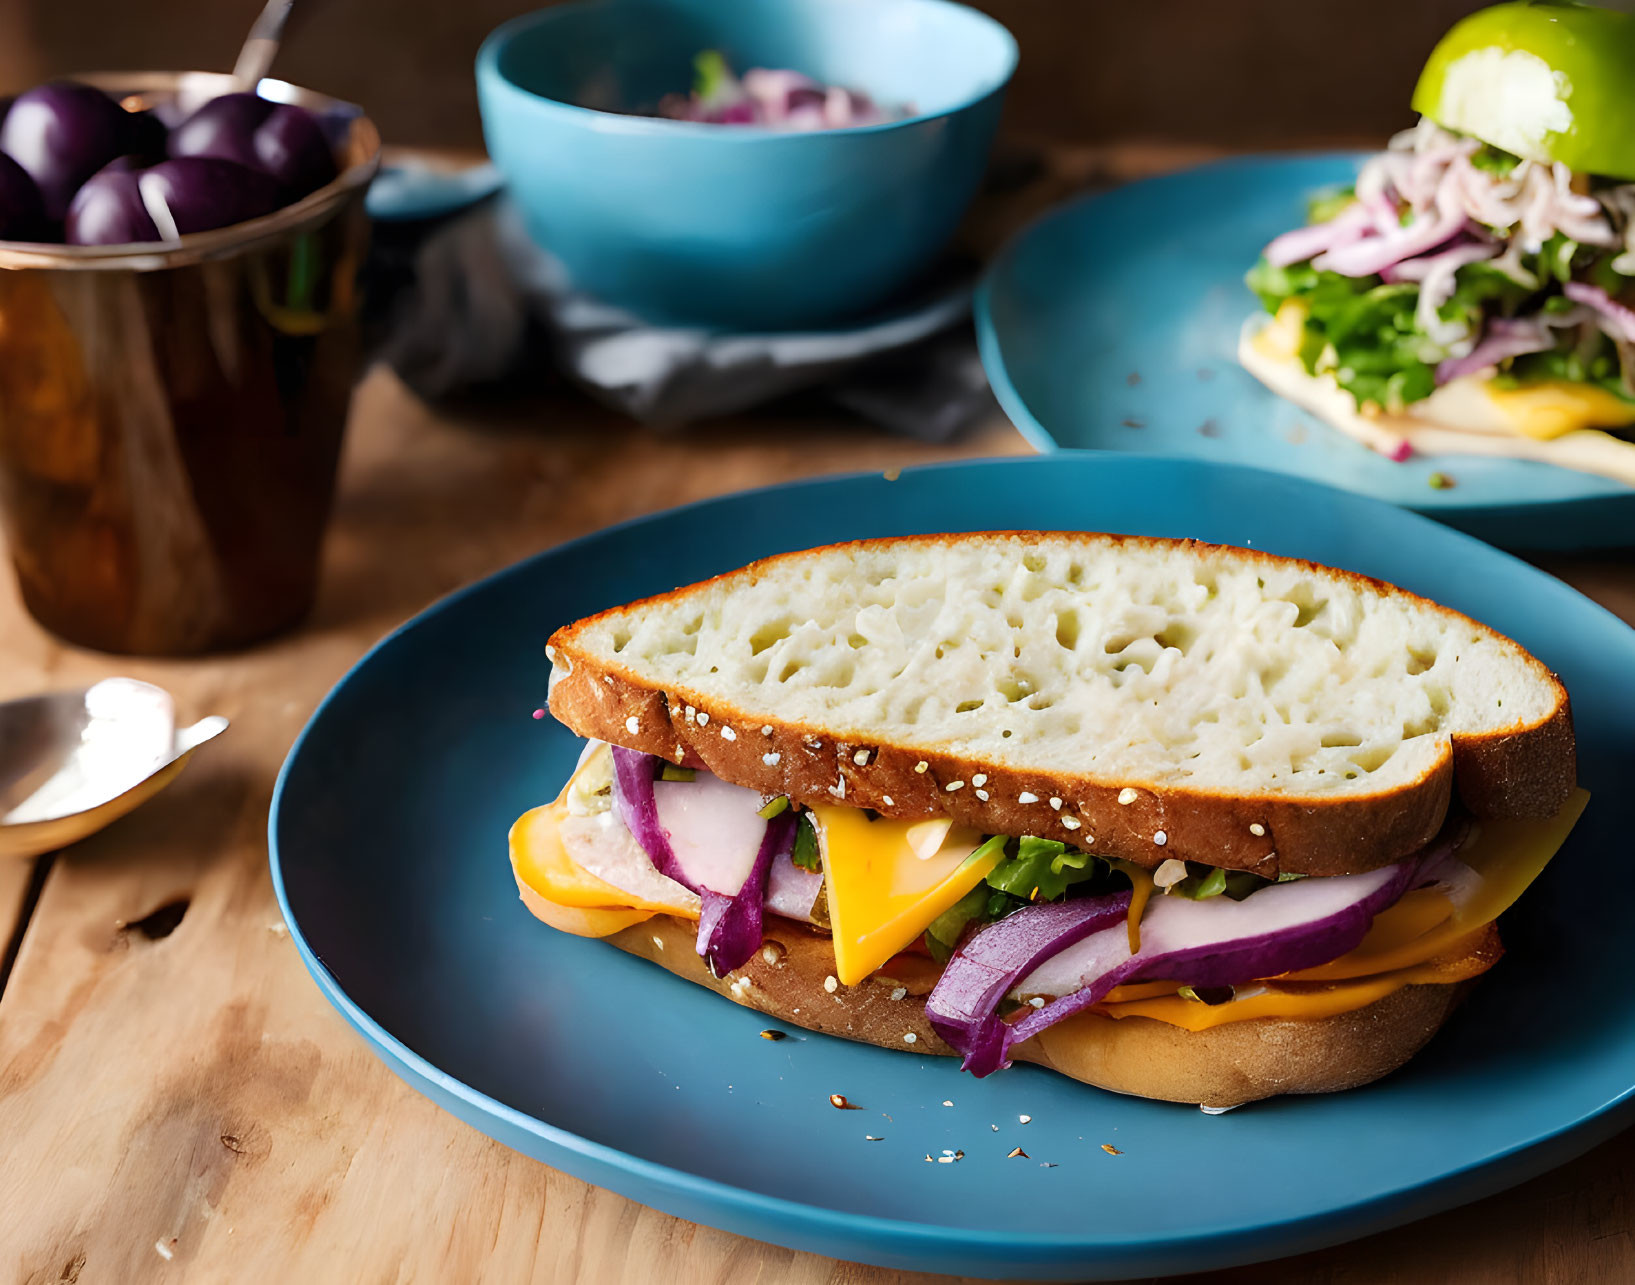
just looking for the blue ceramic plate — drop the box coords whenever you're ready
[976,154,1635,550]
[366,160,503,222]
[271,456,1635,1280]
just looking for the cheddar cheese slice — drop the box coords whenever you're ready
[813,806,1005,986]
[510,799,689,926]
[1282,788,1587,981]
[1097,924,1503,1032]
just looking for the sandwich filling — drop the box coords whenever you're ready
[1245,118,1635,459]
[513,741,1586,1077]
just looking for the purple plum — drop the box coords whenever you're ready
[0,82,136,220]
[168,92,336,198]
[66,156,282,246]
[138,156,283,235]
[64,157,156,244]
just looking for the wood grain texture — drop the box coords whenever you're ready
[0,856,37,982]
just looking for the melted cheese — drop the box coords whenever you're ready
[1111,861,1155,954]
[516,873,654,938]
[1485,381,1635,440]
[812,806,1004,986]
[1255,299,1310,362]
[1098,926,1501,1032]
[510,797,691,925]
[1282,788,1587,981]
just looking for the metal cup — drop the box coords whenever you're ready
[0,72,381,655]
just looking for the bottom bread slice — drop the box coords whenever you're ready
[606,916,1470,1109]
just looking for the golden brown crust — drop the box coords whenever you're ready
[1453,694,1577,819]
[1021,986,1469,1108]
[548,532,1574,877]
[606,914,1471,1108]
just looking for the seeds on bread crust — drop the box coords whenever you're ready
[548,532,1573,877]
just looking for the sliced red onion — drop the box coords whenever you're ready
[1315,184,1470,279]
[1011,862,1414,1075]
[765,848,824,923]
[924,895,1132,1076]
[653,772,771,895]
[1353,154,1404,231]
[1406,238,1498,345]
[1297,127,1615,291]
[1564,281,1635,344]
[697,810,795,974]
[1264,201,1372,268]
[928,825,1469,1077]
[663,66,890,128]
[1385,234,1491,283]
[610,746,688,888]
[1416,853,1483,914]
[1406,142,1476,209]
[610,746,782,973]
[1436,316,1555,384]
[742,68,817,125]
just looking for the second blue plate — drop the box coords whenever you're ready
[976,153,1635,550]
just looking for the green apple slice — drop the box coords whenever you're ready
[1412,1,1635,180]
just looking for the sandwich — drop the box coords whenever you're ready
[1242,1,1635,486]
[510,532,1584,1107]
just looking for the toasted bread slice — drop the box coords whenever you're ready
[548,532,1573,876]
[608,914,1475,1108]
[1238,322,1635,488]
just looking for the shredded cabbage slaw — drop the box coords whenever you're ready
[1249,120,1635,417]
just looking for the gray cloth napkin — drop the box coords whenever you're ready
[378,197,996,438]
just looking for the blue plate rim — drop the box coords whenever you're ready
[973,150,1635,521]
[270,453,1635,1273]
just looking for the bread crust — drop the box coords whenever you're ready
[548,532,1574,877]
[607,914,1469,1108]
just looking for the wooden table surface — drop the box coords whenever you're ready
[4,169,1635,1285]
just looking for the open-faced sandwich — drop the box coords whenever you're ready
[511,533,1585,1108]
[1242,1,1635,486]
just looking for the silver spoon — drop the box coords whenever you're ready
[0,678,227,860]
[232,0,297,91]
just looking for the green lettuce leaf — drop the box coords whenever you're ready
[1172,865,1228,900]
[692,49,733,103]
[1469,142,1523,176]
[1246,258,1441,410]
[1306,185,1356,225]
[985,836,1104,902]
[925,883,990,964]
[921,835,1113,960]
[1439,262,1534,332]
[791,814,820,871]
[1508,341,1635,403]
[1245,257,1318,313]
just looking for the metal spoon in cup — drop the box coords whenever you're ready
[232,0,298,90]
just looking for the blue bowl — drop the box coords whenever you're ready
[475,0,1016,330]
